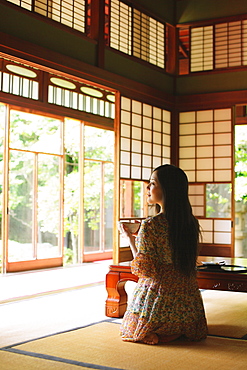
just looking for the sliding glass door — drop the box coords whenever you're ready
[0,106,114,272]
[83,126,114,261]
[6,110,63,270]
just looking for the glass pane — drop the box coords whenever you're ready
[37,154,60,258]
[84,126,114,161]
[8,151,34,262]
[9,110,62,154]
[64,119,80,264]
[120,180,146,219]
[235,125,247,202]
[0,104,5,269]
[84,126,114,254]
[206,183,231,218]
[104,162,114,251]
[235,124,247,257]
[84,161,101,253]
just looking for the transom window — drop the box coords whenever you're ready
[0,58,115,119]
[106,0,165,69]
[6,0,88,34]
[178,18,247,74]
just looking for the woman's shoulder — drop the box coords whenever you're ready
[142,213,167,227]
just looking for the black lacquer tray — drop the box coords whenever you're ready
[197,262,247,273]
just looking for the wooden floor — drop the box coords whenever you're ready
[0,261,112,347]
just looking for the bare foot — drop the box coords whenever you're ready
[159,334,181,343]
[141,333,159,345]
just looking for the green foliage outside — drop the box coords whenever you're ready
[206,125,247,218]
[235,125,247,203]
[0,109,114,269]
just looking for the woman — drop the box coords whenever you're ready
[120,164,208,345]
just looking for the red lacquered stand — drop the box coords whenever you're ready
[105,257,247,318]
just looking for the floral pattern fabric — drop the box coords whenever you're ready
[120,213,208,342]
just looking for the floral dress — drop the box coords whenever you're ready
[120,213,208,342]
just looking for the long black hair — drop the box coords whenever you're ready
[154,164,200,276]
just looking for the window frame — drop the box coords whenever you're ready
[177,15,247,75]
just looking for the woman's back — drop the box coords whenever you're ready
[120,213,208,343]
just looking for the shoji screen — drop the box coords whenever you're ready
[117,96,171,262]
[120,96,171,181]
[179,108,233,256]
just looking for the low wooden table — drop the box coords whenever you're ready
[105,256,247,317]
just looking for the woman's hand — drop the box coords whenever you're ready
[118,222,139,258]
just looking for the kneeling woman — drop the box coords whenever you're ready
[119,165,208,345]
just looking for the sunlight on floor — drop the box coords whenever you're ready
[0,261,116,347]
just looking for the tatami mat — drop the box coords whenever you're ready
[0,350,91,369]
[1,321,247,370]
[202,290,247,339]
[1,289,247,370]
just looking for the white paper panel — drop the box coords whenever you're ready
[214,220,231,232]
[214,133,231,145]
[197,170,213,182]
[120,164,130,178]
[132,152,141,166]
[184,170,195,182]
[179,147,194,159]
[121,123,131,137]
[143,116,152,129]
[162,146,170,158]
[192,206,204,216]
[189,184,204,194]
[180,158,196,170]
[163,134,170,146]
[142,167,151,180]
[179,135,196,147]
[143,129,151,142]
[197,158,213,170]
[214,145,231,157]
[143,141,152,154]
[214,169,231,181]
[153,107,162,119]
[197,134,213,146]
[179,111,195,123]
[153,144,161,156]
[214,157,231,169]
[143,155,151,166]
[199,219,213,231]
[197,122,213,133]
[132,100,142,114]
[143,103,152,117]
[153,119,161,132]
[162,121,171,134]
[197,110,213,122]
[180,123,196,135]
[121,137,130,150]
[197,146,213,157]
[121,110,131,124]
[153,156,162,168]
[153,131,161,144]
[214,120,231,132]
[132,139,141,152]
[121,97,131,110]
[132,126,141,140]
[131,166,141,179]
[132,113,142,127]
[214,108,231,120]
[214,232,231,244]
[120,151,130,164]
[201,231,213,243]
[189,195,204,205]
[163,110,171,123]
